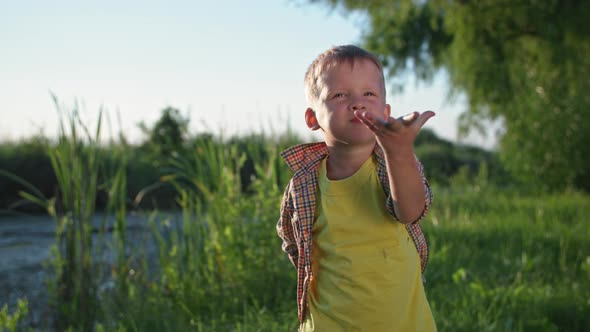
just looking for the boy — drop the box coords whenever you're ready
[277,45,437,331]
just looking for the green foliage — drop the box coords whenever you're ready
[38,98,130,331]
[44,107,102,331]
[226,132,302,193]
[0,136,54,213]
[138,106,190,160]
[96,130,299,331]
[424,188,590,331]
[0,299,31,332]
[134,107,192,208]
[309,0,590,191]
[415,129,512,187]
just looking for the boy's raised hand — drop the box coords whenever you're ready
[355,110,435,157]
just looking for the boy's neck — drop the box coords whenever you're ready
[325,143,375,180]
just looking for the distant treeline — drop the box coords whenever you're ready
[0,131,511,215]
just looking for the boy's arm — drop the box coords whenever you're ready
[355,110,435,224]
[385,155,432,224]
[276,181,298,268]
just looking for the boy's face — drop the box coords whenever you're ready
[306,58,390,148]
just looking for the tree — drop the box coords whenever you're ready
[308,0,590,191]
[139,106,190,159]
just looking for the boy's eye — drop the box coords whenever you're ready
[332,92,346,99]
[365,92,377,96]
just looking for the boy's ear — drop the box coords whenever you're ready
[383,104,391,121]
[305,108,321,130]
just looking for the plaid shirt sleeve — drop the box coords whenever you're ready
[385,156,433,224]
[276,180,298,268]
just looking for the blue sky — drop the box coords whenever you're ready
[0,0,493,148]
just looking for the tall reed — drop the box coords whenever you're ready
[43,98,129,331]
[100,133,298,331]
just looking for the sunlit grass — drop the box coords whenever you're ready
[425,188,590,332]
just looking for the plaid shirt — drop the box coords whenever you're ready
[276,142,433,323]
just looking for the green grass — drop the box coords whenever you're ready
[424,188,590,332]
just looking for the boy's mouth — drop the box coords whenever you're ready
[350,117,362,124]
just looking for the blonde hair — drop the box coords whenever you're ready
[304,45,386,105]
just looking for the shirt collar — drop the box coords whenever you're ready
[280,142,328,173]
[281,142,386,173]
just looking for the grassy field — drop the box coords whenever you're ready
[424,188,590,331]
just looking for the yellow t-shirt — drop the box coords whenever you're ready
[302,156,436,332]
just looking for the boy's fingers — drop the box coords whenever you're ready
[356,110,434,133]
[357,110,397,132]
[382,117,403,132]
[411,111,435,130]
[356,111,381,131]
[399,112,419,124]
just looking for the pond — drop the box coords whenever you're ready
[0,212,166,328]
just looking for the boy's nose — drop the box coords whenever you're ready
[350,99,366,111]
